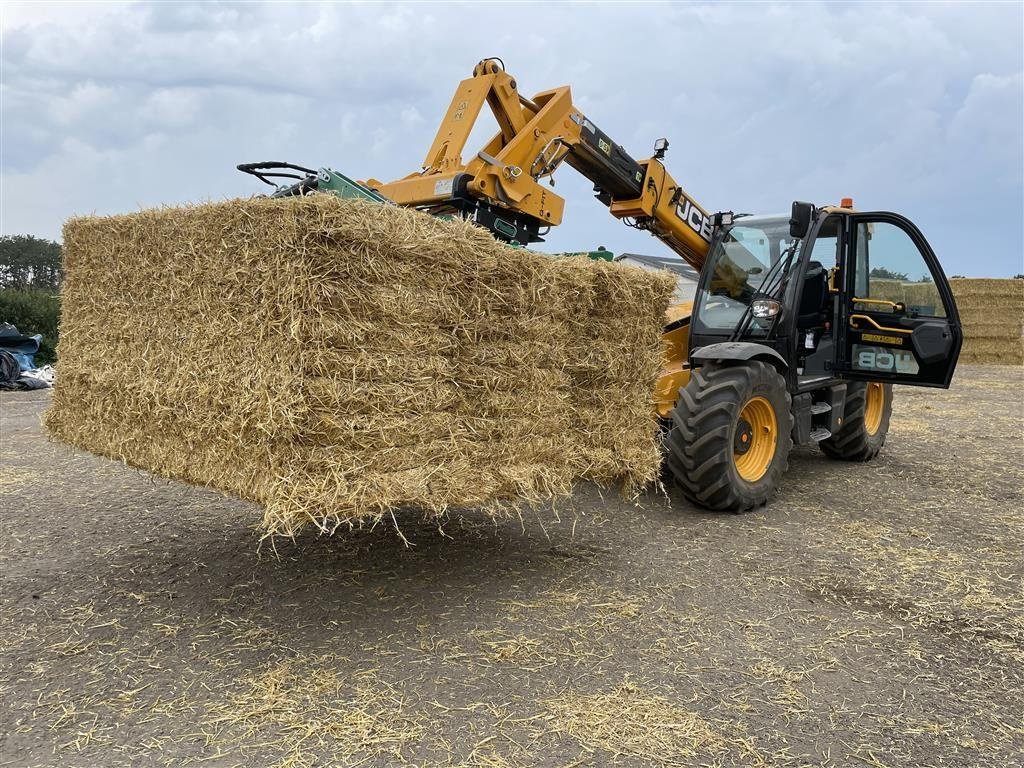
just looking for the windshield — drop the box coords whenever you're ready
[695,217,802,334]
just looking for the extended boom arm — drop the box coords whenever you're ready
[364,59,713,270]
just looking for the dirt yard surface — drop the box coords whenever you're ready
[2,365,1022,768]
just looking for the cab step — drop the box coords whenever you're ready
[809,427,832,442]
[810,402,832,415]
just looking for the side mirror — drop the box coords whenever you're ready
[789,201,815,239]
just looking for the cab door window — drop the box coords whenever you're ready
[853,222,946,318]
[841,214,961,388]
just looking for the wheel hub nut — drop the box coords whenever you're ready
[734,419,754,455]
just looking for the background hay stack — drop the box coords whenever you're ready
[46,195,674,536]
[950,278,1024,365]
[867,278,1022,365]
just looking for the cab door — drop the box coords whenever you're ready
[835,212,962,388]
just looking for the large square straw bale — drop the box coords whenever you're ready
[868,278,1023,365]
[951,279,1024,365]
[46,195,675,536]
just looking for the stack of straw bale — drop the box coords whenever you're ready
[950,278,1024,365]
[46,195,675,536]
[871,278,1023,365]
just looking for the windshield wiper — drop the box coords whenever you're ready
[728,242,800,342]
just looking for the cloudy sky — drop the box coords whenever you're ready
[2,1,1022,276]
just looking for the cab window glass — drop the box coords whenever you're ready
[695,218,801,335]
[854,222,946,318]
[855,229,869,297]
[809,215,841,267]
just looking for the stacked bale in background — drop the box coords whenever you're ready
[865,278,1022,365]
[950,278,1024,365]
[46,196,674,536]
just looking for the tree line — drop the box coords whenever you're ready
[0,235,63,364]
[1,235,62,290]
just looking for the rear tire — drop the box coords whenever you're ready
[820,381,892,461]
[663,361,793,511]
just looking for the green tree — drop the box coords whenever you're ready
[0,235,63,290]
[869,266,909,281]
[0,235,63,364]
[0,288,60,364]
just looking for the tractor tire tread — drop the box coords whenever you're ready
[664,361,793,511]
[820,382,892,462]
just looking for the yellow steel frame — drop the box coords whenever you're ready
[365,59,712,271]
[367,61,577,226]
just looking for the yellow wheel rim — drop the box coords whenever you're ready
[864,382,885,436]
[733,396,778,483]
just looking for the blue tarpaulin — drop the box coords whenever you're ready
[0,323,42,371]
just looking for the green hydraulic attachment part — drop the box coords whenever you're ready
[236,162,392,204]
[304,168,392,204]
[237,161,612,262]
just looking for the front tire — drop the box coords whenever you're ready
[663,361,793,511]
[820,381,892,461]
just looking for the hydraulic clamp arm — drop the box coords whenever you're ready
[364,59,713,270]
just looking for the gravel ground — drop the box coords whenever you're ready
[1,364,1022,767]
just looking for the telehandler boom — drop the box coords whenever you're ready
[238,58,963,511]
[362,58,713,273]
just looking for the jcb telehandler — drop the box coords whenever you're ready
[239,58,962,511]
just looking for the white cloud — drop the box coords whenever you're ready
[400,106,424,128]
[949,73,1024,182]
[141,88,202,127]
[49,81,117,125]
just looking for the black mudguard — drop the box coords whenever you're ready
[690,342,788,371]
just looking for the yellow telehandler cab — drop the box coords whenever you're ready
[237,58,963,511]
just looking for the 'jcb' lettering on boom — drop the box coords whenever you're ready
[677,198,713,243]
